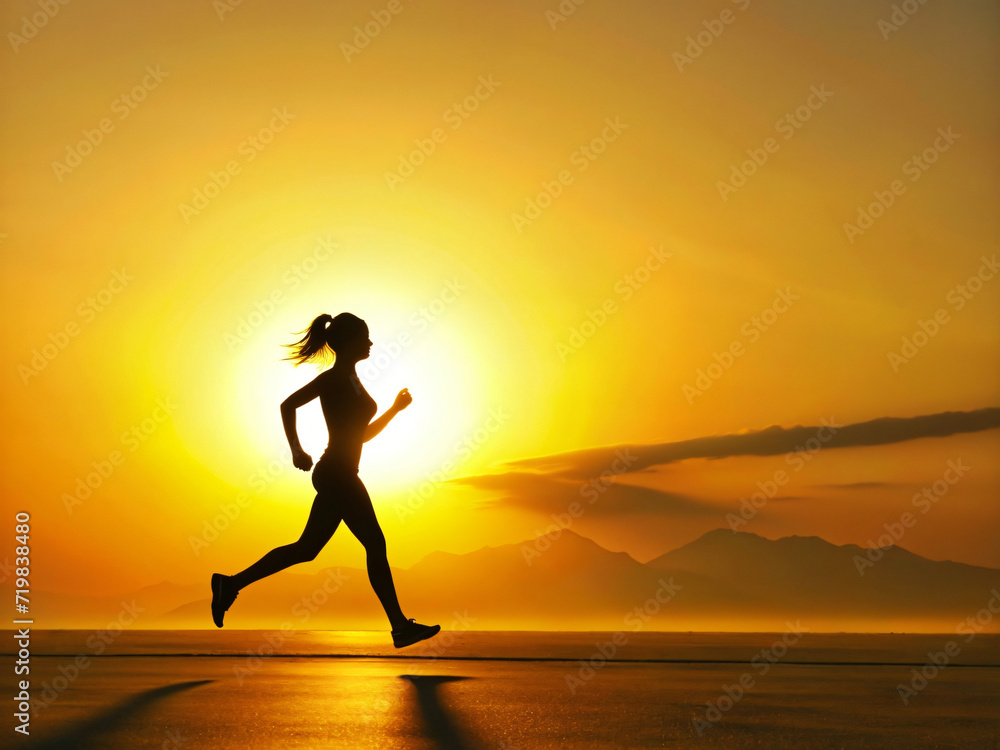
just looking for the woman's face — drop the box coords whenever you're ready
[360,327,373,359]
[340,324,373,360]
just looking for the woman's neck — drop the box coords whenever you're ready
[330,360,358,377]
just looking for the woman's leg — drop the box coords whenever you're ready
[338,476,408,630]
[230,495,341,592]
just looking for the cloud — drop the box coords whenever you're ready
[449,407,998,519]
[456,471,721,517]
[812,481,905,490]
[491,407,1000,479]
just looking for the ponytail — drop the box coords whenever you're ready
[282,312,366,368]
[282,314,335,368]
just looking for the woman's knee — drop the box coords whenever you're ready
[289,541,322,563]
[362,532,387,557]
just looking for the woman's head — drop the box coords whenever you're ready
[282,312,372,367]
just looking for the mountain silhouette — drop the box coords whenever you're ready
[12,529,999,632]
[647,529,1000,625]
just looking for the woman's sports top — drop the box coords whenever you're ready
[317,371,377,473]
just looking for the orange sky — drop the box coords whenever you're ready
[1,0,998,605]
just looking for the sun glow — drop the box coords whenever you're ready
[160,227,527,506]
[232,319,484,499]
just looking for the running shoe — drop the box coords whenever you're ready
[210,573,239,628]
[391,618,441,648]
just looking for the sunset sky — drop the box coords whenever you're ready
[1,0,998,611]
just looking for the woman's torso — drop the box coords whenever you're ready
[316,371,377,473]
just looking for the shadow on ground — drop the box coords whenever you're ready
[27,680,213,750]
[400,674,487,750]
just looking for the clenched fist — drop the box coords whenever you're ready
[291,447,313,471]
[392,388,412,412]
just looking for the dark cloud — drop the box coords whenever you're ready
[449,407,998,519]
[455,471,721,517]
[812,481,905,490]
[493,408,1000,480]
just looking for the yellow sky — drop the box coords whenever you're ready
[1,0,998,601]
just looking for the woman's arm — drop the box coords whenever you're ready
[363,388,411,442]
[280,374,325,469]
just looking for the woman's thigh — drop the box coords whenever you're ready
[302,461,356,546]
[296,492,342,550]
[315,471,384,550]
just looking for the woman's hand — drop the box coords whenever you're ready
[392,388,412,412]
[291,447,313,471]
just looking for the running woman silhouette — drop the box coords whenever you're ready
[210,312,440,648]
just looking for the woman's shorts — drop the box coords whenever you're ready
[311,457,362,494]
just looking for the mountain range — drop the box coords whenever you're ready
[12,529,1000,632]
